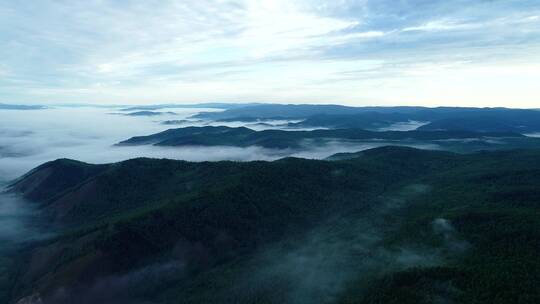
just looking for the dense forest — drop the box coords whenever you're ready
[3,146,540,303]
[193,105,540,133]
[118,126,540,152]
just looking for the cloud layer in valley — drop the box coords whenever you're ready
[0,107,438,182]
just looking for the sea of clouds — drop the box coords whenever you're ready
[0,106,438,182]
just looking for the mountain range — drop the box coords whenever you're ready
[4,147,540,304]
[193,105,540,133]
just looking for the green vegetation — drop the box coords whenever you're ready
[4,147,540,303]
[194,105,540,133]
[118,126,529,150]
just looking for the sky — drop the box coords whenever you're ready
[1,0,539,107]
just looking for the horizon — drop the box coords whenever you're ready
[1,1,539,107]
[1,101,539,110]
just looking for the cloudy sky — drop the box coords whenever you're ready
[1,0,539,107]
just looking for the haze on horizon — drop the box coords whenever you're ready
[1,0,539,107]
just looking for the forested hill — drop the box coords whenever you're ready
[10,147,455,226]
[117,126,522,149]
[5,146,540,304]
[193,105,540,133]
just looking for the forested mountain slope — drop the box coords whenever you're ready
[118,126,525,149]
[193,105,540,133]
[5,147,540,304]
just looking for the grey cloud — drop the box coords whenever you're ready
[1,1,539,104]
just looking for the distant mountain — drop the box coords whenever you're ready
[321,108,540,133]
[161,119,202,125]
[124,111,176,116]
[6,147,540,303]
[216,116,287,122]
[120,103,257,111]
[193,104,426,120]
[325,150,367,161]
[289,112,413,130]
[193,105,540,133]
[417,114,540,133]
[117,126,525,150]
[0,103,46,110]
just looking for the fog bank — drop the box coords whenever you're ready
[0,107,443,181]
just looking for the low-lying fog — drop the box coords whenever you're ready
[0,106,439,251]
[0,107,473,304]
[0,106,438,182]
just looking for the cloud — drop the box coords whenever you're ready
[212,183,460,304]
[0,191,54,262]
[0,107,276,181]
[45,260,185,304]
[402,20,478,32]
[1,0,540,106]
[0,107,436,182]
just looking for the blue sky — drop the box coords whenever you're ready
[1,0,539,107]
